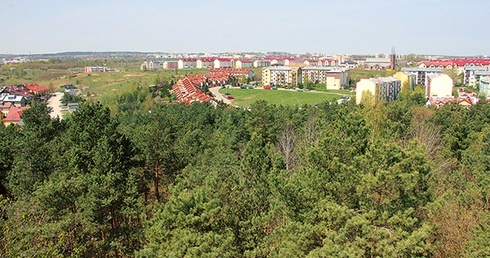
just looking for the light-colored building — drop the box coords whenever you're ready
[401,67,443,87]
[235,59,253,69]
[163,60,178,69]
[463,66,489,87]
[301,66,349,90]
[479,76,490,97]
[0,94,28,107]
[356,77,401,104]
[393,71,415,89]
[426,73,453,98]
[213,58,234,69]
[262,66,300,87]
[364,58,391,70]
[253,59,271,68]
[85,66,108,73]
[141,60,163,70]
[178,58,198,69]
[196,58,214,69]
[474,70,490,89]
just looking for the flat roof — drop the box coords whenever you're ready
[402,67,444,72]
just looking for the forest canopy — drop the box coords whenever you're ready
[1,89,490,257]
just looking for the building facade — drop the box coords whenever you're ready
[262,66,300,87]
[356,77,401,104]
[464,66,489,87]
[300,66,349,90]
[401,67,443,87]
[480,77,490,97]
[426,73,453,98]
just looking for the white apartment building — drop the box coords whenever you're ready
[426,73,453,98]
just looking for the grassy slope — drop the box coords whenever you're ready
[349,68,396,81]
[219,88,346,107]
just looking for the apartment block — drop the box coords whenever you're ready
[356,77,401,104]
[480,77,490,97]
[401,67,443,87]
[300,66,349,90]
[262,66,300,87]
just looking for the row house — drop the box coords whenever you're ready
[163,60,178,69]
[210,68,255,79]
[356,77,401,104]
[253,59,271,68]
[171,77,212,104]
[141,60,163,70]
[418,58,490,69]
[197,58,215,69]
[157,57,346,71]
[426,97,477,108]
[235,59,253,69]
[178,58,198,69]
[418,58,490,78]
[303,59,338,67]
[213,58,234,69]
[300,66,349,90]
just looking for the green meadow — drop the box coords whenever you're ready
[219,88,349,107]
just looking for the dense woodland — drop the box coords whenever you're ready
[1,86,490,257]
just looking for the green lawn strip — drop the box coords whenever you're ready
[219,88,341,107]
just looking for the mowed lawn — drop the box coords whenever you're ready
[219,88,344,107]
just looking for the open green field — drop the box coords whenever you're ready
[219,88,349,107]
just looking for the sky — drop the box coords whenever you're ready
[1,0,489,56]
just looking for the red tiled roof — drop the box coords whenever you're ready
[419,58,490,68]
[171,76,213,104]
[24,83,49,94]
[0,102,13,109]
[210,68,251,76]
[458,98,475,105]
[2,106,28,122]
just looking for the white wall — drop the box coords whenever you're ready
[428,74,453,97]
[356,79,376,104]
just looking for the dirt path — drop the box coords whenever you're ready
[47,92,64,120]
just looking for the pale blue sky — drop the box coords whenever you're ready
[1,0,488,56]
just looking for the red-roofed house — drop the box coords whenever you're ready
[0,102,13,116]
[235,59,253,69]
[2,106,29,126]
[197,58,215,69]
[24,83,49,95]
[213,58,234,69]
[171,77,212,104]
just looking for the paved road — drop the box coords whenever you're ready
[209,86,231,104]
[47,92,64,120]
